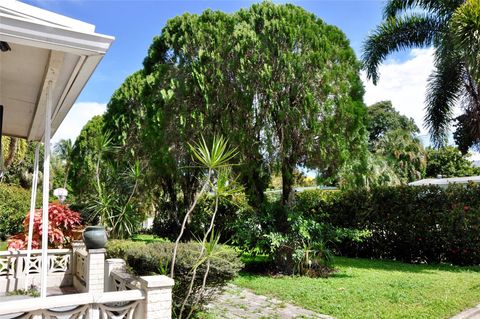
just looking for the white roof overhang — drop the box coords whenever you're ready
[0,0,114,141]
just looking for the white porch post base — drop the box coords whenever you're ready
[139,275,174,319]
[104,258,126,292]
[86,248,105,293]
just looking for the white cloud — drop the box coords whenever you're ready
[362,48,461,134]
[52,102,106,144]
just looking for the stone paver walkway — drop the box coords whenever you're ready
[205,284,334,319]
[451,304,480,319]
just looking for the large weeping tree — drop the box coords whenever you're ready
[362,0,480,149]
[138,2,366,205]
[102,3,366,212]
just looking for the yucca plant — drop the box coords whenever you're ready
[170,135,237,279]
[86,132,144,239]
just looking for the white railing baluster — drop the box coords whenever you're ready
[0,249,73,293]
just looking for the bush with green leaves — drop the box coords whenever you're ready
[328,184,480,265]
[0,184,40,240]
[231,191,370,275]
[290,187,480,265]
[106,240,243,317]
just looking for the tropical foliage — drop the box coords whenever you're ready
[366,101,419,147]
[426,146,480,177]
[8,203,81,250]
[0,183,38,240]
[363,0,480,148]
[337,100,425,188]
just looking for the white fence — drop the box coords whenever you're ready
[0,245,174,319]
[0,249,72,293]
[0,290,145,318]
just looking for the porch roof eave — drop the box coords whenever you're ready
[0,0,114,142]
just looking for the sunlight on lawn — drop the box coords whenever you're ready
[235,257,480,319]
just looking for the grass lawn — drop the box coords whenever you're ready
[131,234,167,243]
[234,257,480,319]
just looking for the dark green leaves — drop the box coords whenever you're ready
[362,13,441,84]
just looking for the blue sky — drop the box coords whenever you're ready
[22,0,442,145]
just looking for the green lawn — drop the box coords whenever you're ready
[0,241,7,251]
[131,234,167,243]
[234,257,480,319]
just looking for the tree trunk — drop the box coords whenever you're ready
[281,158,294,206]
[242,166,266,207]
[4,137,17,168]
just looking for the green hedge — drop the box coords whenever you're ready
[0,184,36,240]
[296,185,480,265]
[106,240,243,316]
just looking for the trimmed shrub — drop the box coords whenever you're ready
[294,185,480,265]
[0,184,39,240]
[106,240,243,316]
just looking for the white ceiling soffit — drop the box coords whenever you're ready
[0,0,114,141]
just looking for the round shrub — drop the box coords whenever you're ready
[106,240,243,315]
[0,184,39,240]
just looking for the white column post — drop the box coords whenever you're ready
[40,81,52,298]
[86,248,106,293]
[138,275,174,319]
[25,144,40,290]
[104,258,126,292]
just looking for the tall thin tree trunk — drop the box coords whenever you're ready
[4,137,17,168]
[281,158,294,206]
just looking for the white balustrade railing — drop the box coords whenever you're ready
[74,249,87,286]
[0,249,175,319]
[110,270,140,292]
[0,290,145,319]
[0,249,72,278]
[0,249,72,293]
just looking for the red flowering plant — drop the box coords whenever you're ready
[7,203,82,250]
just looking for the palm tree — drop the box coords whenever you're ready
[376,129,427,182]
[450,0,480,83]
[362,0,480,147]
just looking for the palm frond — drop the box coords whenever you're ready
[450,0,480,83]
[362,14,442,84]
[425,41,464,146]
[383,0,464,19]
[188,135,238,170]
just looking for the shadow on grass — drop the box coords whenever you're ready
[333,256,480,274]
[239,254,480,278]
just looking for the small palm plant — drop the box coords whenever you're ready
[170,135,240,319]
[170,135,237,278]
[86,132,144,239]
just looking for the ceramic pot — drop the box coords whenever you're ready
[82,225,107,249]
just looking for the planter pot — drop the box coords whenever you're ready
[82,226,107,249]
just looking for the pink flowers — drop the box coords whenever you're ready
[8,203,82,250]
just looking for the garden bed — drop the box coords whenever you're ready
[234,257,480,319]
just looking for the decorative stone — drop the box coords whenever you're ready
[82,226,107,249]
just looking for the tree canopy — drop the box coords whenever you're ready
[366,101,419,147]
[104,2,367,207]
[339,100,426,188]
[426,146,479,178]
